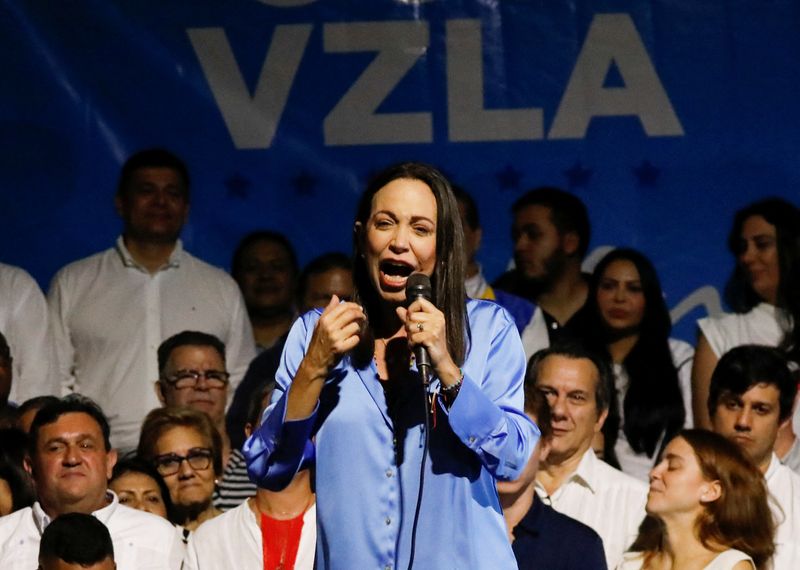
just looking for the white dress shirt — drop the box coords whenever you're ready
[48,237,257,450]
[0,262,56,402]
[765,454,800,569]
[536,448,648,569]
[0,492,184,569]
[184,499,316,570]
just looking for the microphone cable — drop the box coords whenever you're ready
[406,367,432,570]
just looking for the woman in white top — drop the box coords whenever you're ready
[693,198,800,433]
[579,249,692,481]
[619,429,774,570]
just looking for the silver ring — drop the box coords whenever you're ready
[417,322,424,332]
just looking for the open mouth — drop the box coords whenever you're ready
[379,260,414,288]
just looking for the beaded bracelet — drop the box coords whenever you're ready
[439,369,464,396]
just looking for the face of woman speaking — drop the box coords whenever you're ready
[596,259,646,335]
[361,178,438,305]
[646,436,718,519]
[738,215,780,304]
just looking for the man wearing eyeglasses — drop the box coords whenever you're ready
[0,395,183,570]
[155,330,256,511]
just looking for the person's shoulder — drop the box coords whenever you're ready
[107,503,178,539]
[52,247,115,280]
[668,338,695,366]
[771,458,800,491]
[0,263,38,289]
[179,250,238,284]
[466,297,516,327]
[0,506,33,534]
[541,502,603,543]
[618,551,645,569]
[593,455,648,494]
[192,501,250,540]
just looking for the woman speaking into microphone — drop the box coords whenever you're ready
[245,161,539,569]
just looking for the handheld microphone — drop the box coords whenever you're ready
[405,273,433,382]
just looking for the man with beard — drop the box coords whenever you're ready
[494,187,591,354]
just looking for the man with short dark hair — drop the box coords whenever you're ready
[530,342,645,569]
[156,331,256,510]
[494,188,592,353]
[48,149,256,451]
[498,376,607,569]
[231,231,299,352]
[708,345,800,568]
[38,512,116,570]
[0,395,183,569]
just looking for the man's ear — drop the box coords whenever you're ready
[155,381,167,405]
[114,193,124,218]
[594,407,609,433]
[24,454,34,478]
[561,231,580,257]
[106,449,118,480]
[700,480,722,504]
[538,438,552,464]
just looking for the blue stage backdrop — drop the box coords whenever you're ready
[2,0,799,342]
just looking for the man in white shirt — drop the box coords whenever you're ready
[0,395,183,569]
[531,341,647,569]
[48,149,257,451]
[708,345,800,569]
[0,262,55,403]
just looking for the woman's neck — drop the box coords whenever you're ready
[178,502,221,531]
[607,332,639,364]
[658,514,721,569]
[251,470,315,521]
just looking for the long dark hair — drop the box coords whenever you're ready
[582,248,685,460]
[630,430,774,569]
[725,197,800,363]
[351,162,468,367]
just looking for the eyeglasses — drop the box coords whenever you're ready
[160,369,230,390]
[153,448,213,476]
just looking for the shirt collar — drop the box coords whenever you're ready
[535,447,599,500]
[566,447,600,494]
[31,491,118,535]
[765,452,781,482]
[115,235,183,271]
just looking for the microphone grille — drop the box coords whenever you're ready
[405,273,432,300]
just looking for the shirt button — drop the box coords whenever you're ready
[468,436,476,444]
[385,565,392,570]
[385,517,391,525]
[385,468,393,478]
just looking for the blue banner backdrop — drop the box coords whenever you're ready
[2,0,799,341]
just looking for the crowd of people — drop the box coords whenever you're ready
[0,148,798,569]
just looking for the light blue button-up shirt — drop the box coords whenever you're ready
[245,299,539,569]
